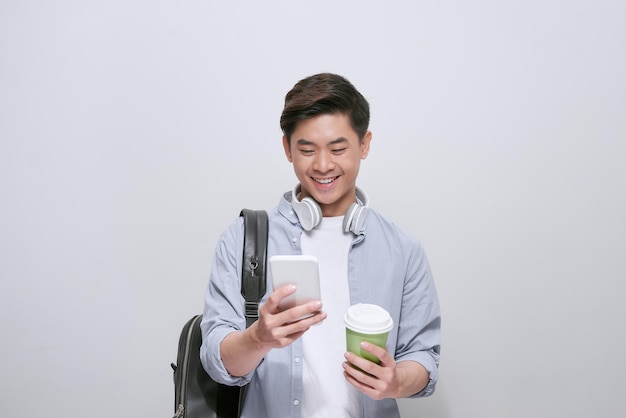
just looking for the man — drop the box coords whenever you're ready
[201,73,441,417]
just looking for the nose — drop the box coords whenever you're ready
[312,150,335,172]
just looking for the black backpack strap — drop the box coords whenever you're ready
[238,209,268,415]
[240,209,268,328]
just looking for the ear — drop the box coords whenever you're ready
[360,131,372,160]
[282,135,293,162]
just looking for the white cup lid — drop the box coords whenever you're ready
[344,303,393,334]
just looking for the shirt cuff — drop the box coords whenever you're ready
[397,350,439,398]
[202,327,254,386]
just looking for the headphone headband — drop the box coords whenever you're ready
[290,184,369,233]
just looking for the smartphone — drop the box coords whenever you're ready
[269,255,321,317]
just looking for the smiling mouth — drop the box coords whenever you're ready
[313,177,338,184]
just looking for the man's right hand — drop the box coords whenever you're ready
[252,284,326,349]
[220,285,326,377]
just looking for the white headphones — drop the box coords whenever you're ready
[291,184,370,234]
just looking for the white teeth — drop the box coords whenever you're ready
[315,177,335,184]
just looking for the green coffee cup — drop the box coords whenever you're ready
[344,303,393,364]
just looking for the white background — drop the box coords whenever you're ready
[1,1,625,417]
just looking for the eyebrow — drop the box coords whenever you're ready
[296,137,349,146]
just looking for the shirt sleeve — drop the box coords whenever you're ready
[395,237,441,398]
[199,218,254,386]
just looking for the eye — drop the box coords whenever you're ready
[331,148,347,154]
[299,148,315,155]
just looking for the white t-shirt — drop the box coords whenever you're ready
[300,216,362,417]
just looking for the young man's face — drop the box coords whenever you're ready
[282,113,371,217]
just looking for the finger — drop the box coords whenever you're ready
[284,300,323,322]
[344,351,381,380]
[359,342,394,367]
[342,356,393,401]
[267,312,325,348]
[263,285,297,314]
[278,307,326,337]
[258,301,325,345]
[343,367,386,401]
[342,360,378,392]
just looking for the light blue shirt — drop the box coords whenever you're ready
[200,191,441,418]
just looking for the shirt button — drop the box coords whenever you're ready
[292,237,297,243]
[294,357,300,363]
[293,399,300,406]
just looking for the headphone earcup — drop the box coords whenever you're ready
[350,205,368,233]
[342,203,358,233]
[294,197,322,231]
[343,203,369,234]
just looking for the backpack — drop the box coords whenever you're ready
[172,209,268,418]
